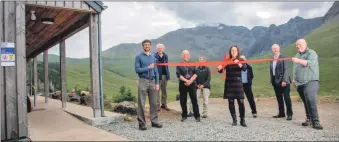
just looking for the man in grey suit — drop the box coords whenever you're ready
[270,44,293,120]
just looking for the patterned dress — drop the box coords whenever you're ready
[219,59,247,99]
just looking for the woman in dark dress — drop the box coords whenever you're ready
[217,45,247,127]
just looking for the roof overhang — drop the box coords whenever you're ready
[84,1,107,13]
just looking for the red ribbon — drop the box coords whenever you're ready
[156,56,291,80]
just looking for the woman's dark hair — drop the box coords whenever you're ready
[142,39,151,46]
[228,45,241,59]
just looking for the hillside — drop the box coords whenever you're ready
[99,16,323,79]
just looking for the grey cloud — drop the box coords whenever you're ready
[277,2,328,11]
[276,2,333,17]
[155,2,331,27]
[155,2,238,24]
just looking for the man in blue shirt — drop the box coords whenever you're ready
[240,56,257,118]
[134,39,162,131]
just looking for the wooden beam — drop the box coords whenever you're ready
[27,15,89,59]
[43,50,49,103]
[89,13,101,118]
[59,40,67,108]
[0,1,5,140]
[16,2,28,137]
[25,3,96,14]
[33,57,37,106]
[4,1,19,139]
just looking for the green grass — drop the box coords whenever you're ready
[62,18,339,103]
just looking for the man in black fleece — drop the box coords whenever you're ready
[188,57,211,118]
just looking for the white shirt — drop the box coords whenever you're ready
[272,55,279,76]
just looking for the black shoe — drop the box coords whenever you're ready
[312,121,323,130]
[202,115,207,118]
[302,118,311,126]
[151,123,163,128]
[240,118,247,127]
[231,115,237,126]
[187,112,193,117]
[196,117,201,122]
[273,114,285,118]
[181,117,187,122]
[139,125,147,131]
[253,113,257,118]
[286,116,292,121]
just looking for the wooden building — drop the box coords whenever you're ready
[0,1,106,141]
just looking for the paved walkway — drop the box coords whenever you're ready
[28,96,128,141]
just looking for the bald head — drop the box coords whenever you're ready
[296,39,307,53]
[271,44,280,56]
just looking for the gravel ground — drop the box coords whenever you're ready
[97,98,339,141]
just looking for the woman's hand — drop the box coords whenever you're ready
[217,65,223,71]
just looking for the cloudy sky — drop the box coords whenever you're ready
[47,2,334,58]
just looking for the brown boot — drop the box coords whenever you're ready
[161,104,170,111]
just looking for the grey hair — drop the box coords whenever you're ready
[271,44,280,49]
[156,44,165,49]
[199,56,205,61]
[182,50,189,55]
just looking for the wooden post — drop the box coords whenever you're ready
[27,60,31,95]
[4,1,19,139]
[15,1,28,137]
[59,40,67,108]
[0,1,28,139]
[33,57,37,106]
[89,13,101,118]
[0,2,4,140]
[44,51,49,103]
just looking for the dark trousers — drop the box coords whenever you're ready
[179,82,200,119]
[229,98,245,118]
[297,81,320,122]
[243,83,257,114]
[273,83,293,116]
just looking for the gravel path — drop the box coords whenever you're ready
[97,98,339,141]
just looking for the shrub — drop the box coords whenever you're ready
[113,85,136,103]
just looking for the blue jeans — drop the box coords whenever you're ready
[297,81,320,122]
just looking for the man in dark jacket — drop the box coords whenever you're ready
[188,57,211,118]
[270,44,293,121]
[240,56,257,118]
[155,44,171,111]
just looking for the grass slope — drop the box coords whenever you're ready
[60,18,339,103]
